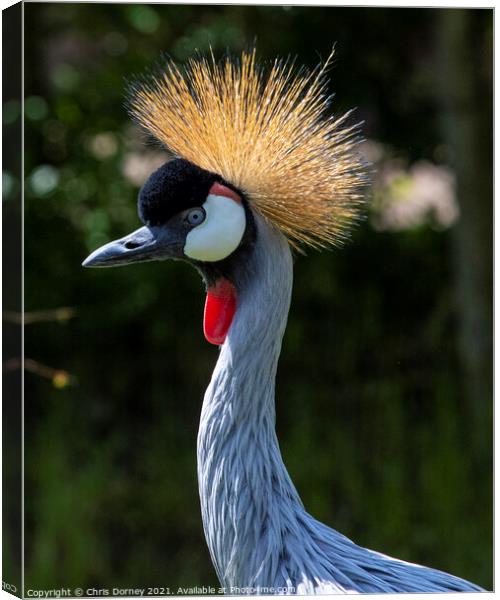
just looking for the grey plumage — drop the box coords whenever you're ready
[84,51,485,592]
[198,214,483,594]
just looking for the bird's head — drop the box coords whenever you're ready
[83,158,255,344]
[83,158,253,270]
[83,49,368,345]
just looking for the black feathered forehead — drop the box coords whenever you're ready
[138,159,222,226]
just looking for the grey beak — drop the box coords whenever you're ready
[82,225,182,268]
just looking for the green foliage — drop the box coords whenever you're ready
[22,3,491,592]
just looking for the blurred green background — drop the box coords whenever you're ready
[7,3,493,592]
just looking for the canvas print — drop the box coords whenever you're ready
[3,2,492,597]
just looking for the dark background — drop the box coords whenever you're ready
[3,2,23,593]
[10,3,493,592]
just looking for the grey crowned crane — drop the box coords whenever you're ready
[83,50,484,594]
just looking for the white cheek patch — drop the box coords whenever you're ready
[184,194,246,262]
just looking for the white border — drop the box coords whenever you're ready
[0,2,495,600]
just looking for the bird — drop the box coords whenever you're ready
[83,49,484,594]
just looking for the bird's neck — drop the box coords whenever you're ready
[197,217,303,589]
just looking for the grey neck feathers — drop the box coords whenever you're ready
[197,215,302,589]
[195,215,484,595]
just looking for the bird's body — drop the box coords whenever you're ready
[198,214,482,594]
[84,49,484,593]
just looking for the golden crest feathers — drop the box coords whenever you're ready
[129,49,368,249]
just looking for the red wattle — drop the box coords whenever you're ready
[203,278,237,345]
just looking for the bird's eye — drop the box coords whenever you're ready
[186,208,206,227]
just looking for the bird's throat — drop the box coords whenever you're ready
[203,278,237,345]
